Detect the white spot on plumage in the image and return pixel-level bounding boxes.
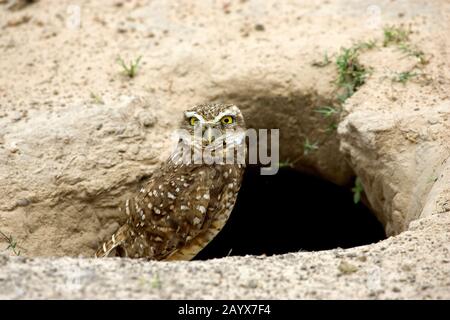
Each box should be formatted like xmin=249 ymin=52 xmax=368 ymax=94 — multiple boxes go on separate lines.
xmin=154 ymin=208 xmax=161 ymax=214
xmin=203 ymin=193 xmax=210 ymax=200
xmin=193 ymin=217 xmax=201 ymax=225
xmin=125 ymin=199 xmax=130 ymax=216
xmin=147 ymin=202 xmax=153 ymax=209
xmin=168 ymin=192 xmax=176 ymax=199
xmin=181 ymin=205 xmax=189 ymax=210
xmin=197 ymin=205 xmax=206 ymax=214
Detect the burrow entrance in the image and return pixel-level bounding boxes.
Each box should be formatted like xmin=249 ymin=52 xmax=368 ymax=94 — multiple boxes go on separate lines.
xmin=194 ymin=166 xmax=386 ymax=260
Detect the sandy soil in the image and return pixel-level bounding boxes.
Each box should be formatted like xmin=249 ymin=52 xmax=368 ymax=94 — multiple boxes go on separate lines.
xmin=0 ymin=0 xmax=449 ymax=299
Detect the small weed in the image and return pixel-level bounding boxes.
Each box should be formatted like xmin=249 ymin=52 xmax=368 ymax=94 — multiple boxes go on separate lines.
xmin=354 ymin=39 xmax=377 ymax=50
xmin=312 ymin=51 xmax=331 ymax=67
xmin=151 ymin=273 xmax=161 ymax=289
xmin=392 ymin=71 xmax=418 ymax=84
xmin=90 ymin=91 xmax=104 ymax=105
xmin=335 ymin=46 xmax=370 ymax=103
xmin=352 ymin=177 xmax=364 ymax=204
xmin=315 ymin=106 xmax=338 ymax=118
xmin=303 ymin=138 xmax=319 ymax=155
xmin=383 ymin=25 xmax=410 ymax=47
xmin=326 ymin=122 xmax=338 ymax=133
xmin=0 ymin=230 xmax=21 ymax=256
xmin=398 ymin=43 xmax=428 ymax=64
xmin=117 ymin=55 xmax=142 ymax=78
xmin=278 ymin=160 xmax=294 ymax=168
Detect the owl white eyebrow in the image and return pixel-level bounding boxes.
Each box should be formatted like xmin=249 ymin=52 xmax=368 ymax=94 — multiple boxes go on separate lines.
xmin=212 ymin=111 xmax=237 ymax=123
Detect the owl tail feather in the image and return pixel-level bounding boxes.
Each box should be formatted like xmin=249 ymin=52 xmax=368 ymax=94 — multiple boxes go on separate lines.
xmin=94 ymin=225 xmax=129 ymax=258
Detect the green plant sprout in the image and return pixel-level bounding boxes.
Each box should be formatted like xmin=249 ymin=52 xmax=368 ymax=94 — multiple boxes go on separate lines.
xmin=0 ymin=230 xmax=21 ymax=256
xmin=354 ymin=39 xmax=377 ymax=50
xmin=326 ymin=122 xmax=338 ymax=133
xmin=278 ymin=160 xmax=294 ymax=168
xmin=398 ymin=43 xmax=428 ymax=64
xmin=352 ymin=177 xmax=364 ymax=204
xmin=315 ymin=106 xmax=338 ymax=117
xmin=335 ymin=46 xmax=370 ymax=103
xmin=303 ymin=138 xmax=319 ymax=155
xmin=151 ymin=273 xmax=161 ymax=289
xmin=383 ymin=25 xmax=410 ymax=46
xmin=90 ymin=91 xmax=104 ymax=105
xmin=392 ymin=71 xmax=418 ymax=84
xmin=312 ymin=51 xmax=331 ymax=67
xmin=117 ymin=55 xmax=142 ymax=78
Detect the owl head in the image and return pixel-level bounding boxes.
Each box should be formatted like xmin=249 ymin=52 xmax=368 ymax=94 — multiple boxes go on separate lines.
xmin=179 ymin=103 xmax=246 ymax=148
xmin=171 ymin=103 xmax=247 ymax=165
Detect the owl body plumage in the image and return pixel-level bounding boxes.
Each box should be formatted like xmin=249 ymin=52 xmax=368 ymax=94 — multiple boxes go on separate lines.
xmin=95 ymin=103 xmax=246 ymax=260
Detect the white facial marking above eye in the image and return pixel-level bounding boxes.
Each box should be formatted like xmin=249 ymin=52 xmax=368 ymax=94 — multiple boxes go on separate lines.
xmin=185 ymin=109 xmax=238 ymax=125
xmin=213 ymin=110 xmax=237 ymax=123
xmin=185 ymin=111 xmax=206 ymax=124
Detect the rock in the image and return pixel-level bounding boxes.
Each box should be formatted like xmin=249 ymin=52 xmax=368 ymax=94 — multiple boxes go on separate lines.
xmin=254 ymin=24 xmax=265 ymax=31
xmin=16 ymin=198 xmax=30 ymax=207
xmin=338 ymin=260 xmax=359 ymax=275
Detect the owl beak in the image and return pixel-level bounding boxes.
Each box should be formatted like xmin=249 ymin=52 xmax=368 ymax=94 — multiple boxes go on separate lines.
xmin=203 ymin=126 xmax=215 ymax=145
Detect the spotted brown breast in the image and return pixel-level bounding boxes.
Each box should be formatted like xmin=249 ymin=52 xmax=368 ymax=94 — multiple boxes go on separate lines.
xmin=95 ymin=162 xmax=244 ymax=260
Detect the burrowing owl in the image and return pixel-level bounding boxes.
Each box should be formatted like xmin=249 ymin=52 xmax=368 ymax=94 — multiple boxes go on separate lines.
xmin=95 ymin=103 xmax=246 ymax=260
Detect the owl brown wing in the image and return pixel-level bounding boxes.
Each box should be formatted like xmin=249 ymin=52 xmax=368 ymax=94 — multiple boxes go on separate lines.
xmin=122 ymin=164 xmax=215 ymax=259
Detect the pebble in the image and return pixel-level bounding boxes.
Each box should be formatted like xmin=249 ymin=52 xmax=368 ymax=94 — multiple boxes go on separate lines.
xmin=255 ymin=24 xmax=265 ymax=31
xmin=338 ymin=260 xmax=359 ymax=274
xmin=16 ymin=198 xmax=31 ymax=207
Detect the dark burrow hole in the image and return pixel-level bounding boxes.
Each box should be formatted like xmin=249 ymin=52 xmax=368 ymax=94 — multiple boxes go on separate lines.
xmin=194 ymin=166 xmax=386 ymax=260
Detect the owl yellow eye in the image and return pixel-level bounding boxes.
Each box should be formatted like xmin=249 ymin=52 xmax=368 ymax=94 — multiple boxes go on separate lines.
xmin=221 ymin=116 xmax=234 ymax=125
xmin=189 ymin=117 xmax=199 ymax=126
